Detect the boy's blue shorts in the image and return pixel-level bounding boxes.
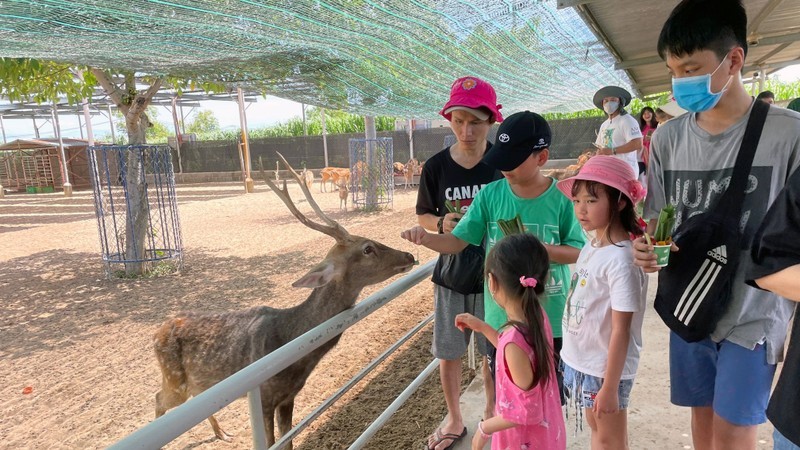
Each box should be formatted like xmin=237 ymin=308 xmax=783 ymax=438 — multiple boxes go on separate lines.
xmin=669 ymin=332 xmax=776 ymax=426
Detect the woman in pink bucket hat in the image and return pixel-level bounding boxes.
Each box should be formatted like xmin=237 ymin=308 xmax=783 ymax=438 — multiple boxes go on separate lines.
xmin=555 ymin=155 xmax=648 ymax=449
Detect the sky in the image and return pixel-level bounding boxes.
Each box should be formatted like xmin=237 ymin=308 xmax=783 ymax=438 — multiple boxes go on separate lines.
xmin=4 ymin=64 xmax=800 ymax=142
xmin=1 ymin=95 xmax=306 ymax=142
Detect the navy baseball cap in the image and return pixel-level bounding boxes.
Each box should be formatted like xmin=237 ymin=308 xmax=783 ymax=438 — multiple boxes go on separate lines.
xmin=482 ymin=111 xmax=551 ymax=171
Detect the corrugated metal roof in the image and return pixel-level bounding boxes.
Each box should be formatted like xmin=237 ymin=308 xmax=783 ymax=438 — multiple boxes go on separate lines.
xmin=566 ymin=0 xmax=800 ymax=97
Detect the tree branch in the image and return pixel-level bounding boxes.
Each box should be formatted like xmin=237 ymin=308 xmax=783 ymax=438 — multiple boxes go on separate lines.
xmin=90 ymin=68 xmax=128 ymax=114
xmin=128 ymin=78 xmax=163 ymax=119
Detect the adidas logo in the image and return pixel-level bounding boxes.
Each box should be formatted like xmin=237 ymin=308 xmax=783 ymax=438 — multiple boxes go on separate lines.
xmin=707 ymin=245 xmax=728 ymax=264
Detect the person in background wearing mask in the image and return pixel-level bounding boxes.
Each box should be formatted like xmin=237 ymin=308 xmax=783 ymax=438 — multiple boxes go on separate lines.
xmin=633 ymin=1 xmax=800 ymax=449
xmin=593 ymin=86 xmax=643 ymax=178
xmin=756 ymin=90 xmax=775 ymax=104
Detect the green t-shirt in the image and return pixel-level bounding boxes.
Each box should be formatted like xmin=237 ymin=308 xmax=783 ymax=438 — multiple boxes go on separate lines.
xmin=451 ymin=177 xmax=585 ymax=337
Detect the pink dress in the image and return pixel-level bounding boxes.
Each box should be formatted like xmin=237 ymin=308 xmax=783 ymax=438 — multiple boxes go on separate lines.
xmin=493 ymin=314 xmax=566 ymax=450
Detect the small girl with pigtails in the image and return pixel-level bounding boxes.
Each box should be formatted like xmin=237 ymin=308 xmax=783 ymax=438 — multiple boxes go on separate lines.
xmin=455 ymin=233 xmax=566 ymax=450
xmin=555 ymin=155 xmax=648 ymax=449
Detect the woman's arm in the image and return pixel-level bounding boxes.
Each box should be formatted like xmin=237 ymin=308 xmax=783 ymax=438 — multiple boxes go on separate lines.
xmin=594 ymin=310 xmax=633 ymax=415
xmin=596 ymin=138 xmax=643 ymax=156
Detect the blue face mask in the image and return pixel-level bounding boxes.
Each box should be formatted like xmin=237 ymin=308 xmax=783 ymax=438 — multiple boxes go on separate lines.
xmin=672 ymin=57 xmax=733 ymax=113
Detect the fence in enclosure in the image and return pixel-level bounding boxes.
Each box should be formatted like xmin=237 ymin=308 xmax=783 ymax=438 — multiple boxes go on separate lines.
xmin=174 ymin=117 xmax=605 ymax=174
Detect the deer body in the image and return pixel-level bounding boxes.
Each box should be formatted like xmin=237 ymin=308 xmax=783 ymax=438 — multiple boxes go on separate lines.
xmin=403 ymin=158 xmax=418 ymax=189
xmin=337 ymin=181 xmax=349 ymax=211
xmin=155 ymin=282 xmax=358 ymax=443
xmin=154 ymin=154 xmax=414 ymax=448
xmin=301 ymin=168 xmax=314 ymax=190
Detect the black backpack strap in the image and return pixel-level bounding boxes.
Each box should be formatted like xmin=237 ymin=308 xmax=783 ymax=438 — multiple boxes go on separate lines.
xmin=719 ymin=99 xmax=770 ymax=210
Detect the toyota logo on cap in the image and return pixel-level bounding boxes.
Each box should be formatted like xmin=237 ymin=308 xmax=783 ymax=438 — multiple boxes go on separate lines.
xmin=498 ymin=133 xmax=510 ymax=143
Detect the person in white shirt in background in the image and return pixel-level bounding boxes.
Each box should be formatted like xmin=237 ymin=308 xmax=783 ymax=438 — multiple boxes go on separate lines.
xmin=593 ymin=86 xmax=643 ymax=179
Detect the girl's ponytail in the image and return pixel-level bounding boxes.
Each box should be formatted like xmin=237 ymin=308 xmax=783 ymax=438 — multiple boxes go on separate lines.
xmin=517 ymin=285 xmax=552 ymax=387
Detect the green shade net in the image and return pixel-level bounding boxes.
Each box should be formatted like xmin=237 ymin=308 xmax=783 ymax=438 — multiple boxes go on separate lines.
xmin=0 ymin=0 xmax=634 ymax=117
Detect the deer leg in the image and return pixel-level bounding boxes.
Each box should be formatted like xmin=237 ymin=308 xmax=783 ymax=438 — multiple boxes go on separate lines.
xmin=208 ymin=414 xmax=233 ymax=442
xmin=263 ymin=404 xmax=276 ymax=447
xmin=275 ymin=399 xmax=294 ymax=450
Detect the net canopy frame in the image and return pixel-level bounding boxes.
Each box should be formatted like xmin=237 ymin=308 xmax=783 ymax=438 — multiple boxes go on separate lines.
xmin=0 ymin=0 xmax=635 ymax=117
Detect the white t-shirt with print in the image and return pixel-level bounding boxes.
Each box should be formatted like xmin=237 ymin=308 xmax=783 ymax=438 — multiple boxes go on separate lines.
xmin=595 ymin=113 xmax=642 ymax=177
xmin=560 ymin=240 xmax=648 ymax=379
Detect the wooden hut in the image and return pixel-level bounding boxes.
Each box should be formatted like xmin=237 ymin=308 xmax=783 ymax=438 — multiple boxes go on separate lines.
xmin=0 ymin=138 xmax=95 ymax=193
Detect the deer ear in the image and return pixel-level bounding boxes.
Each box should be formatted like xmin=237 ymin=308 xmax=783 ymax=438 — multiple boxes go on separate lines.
xmin=292 ymin=261 xmax=342 ymax=288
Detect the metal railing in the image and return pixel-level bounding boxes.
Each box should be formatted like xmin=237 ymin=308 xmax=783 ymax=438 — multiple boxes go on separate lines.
xmin=109 ymin=259 xmax=436 ymax=450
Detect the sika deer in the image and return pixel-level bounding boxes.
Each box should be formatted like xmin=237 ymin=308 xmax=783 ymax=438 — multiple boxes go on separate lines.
xmin=301 ymin=167 xmax=314 ymax=190
xmin=337 ymin=179 xmax=349 ymax=211
xmin=153 ymin=153 xmax=415 ymax=447
xmin=403 ymin=158 xmax=418 ymax=189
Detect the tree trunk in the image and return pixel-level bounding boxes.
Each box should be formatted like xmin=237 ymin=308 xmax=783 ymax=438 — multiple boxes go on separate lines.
xmin=89 ymin=69 xmax=163 ymax=277
xmin=123 ymin=112 xmax=152 ymax=276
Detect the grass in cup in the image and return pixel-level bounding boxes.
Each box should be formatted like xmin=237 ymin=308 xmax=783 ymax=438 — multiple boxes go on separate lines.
xmin=647 ymin=204 xmax=676 ymax=267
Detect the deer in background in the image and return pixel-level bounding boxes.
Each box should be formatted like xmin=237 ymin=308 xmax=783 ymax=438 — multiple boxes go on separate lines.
xmin=331 ymin=168 xmax=351 ymax=191
xmin=301 ymin=167 xmax=314 ymax=190
xmin=337 ymin=179 xmax=349 ymax=211
xmin=403 ymin=158 xmax=419 ymax=189
xmin=319 ymin=167 xmax=335 ymax=192
xmin=153 ymin=153 xmax=415 ymax=447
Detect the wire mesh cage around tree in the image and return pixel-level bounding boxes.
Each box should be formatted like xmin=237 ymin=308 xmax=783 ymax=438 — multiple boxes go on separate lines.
xmin=87 ymin=145 xmax=183 ymax=278
xmin=349 ymin=138 xmax=393 ymax=210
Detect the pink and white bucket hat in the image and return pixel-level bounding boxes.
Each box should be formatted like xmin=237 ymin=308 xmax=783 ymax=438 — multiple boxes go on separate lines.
xmin=556 ymin=155 xmax=646 ymax=203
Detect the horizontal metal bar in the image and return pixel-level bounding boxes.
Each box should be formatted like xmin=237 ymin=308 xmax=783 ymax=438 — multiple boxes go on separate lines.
xmin=108 ymin=258 xmax=436 ymax=450
xmin=347 ymin=358 xmax=440 ymax=450
xmin=272 ymin=313 xmax=434 ymax=449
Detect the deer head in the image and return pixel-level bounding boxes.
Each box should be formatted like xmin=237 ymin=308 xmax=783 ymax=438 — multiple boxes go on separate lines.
xmin=260 ymin=154 xmax=414 ymax=289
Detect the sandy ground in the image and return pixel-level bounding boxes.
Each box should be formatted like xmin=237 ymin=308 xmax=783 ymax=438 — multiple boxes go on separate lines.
xmin=0 ymin=179 xmax=777 ymax=449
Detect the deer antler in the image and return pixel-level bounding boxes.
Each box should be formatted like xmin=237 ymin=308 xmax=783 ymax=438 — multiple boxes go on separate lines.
xmin=259 ymin=155 xmax=350 ymax=243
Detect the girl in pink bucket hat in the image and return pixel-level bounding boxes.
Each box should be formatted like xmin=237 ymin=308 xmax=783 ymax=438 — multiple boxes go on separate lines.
xmin=555 ymin=155 xmax=648 ymax=449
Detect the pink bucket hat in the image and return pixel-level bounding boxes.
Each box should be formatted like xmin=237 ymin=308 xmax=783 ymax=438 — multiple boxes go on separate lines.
xmin=556 ymin=155 xmax=646 ymax=204
xmin=440 ymin=76 xmax=504 ymax=122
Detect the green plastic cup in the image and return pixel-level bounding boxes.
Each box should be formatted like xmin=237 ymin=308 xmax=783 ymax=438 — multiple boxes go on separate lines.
xmin=653 ymin=244 xmax=672 ymax=267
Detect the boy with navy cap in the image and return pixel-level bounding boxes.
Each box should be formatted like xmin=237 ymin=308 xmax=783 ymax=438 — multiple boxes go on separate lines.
xmin=402 ymin=112 xmax=585 ymax=438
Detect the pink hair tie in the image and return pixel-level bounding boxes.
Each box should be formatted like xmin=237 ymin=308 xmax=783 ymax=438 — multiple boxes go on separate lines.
xmin=519 ymin=276 xmax=538 ymax=288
